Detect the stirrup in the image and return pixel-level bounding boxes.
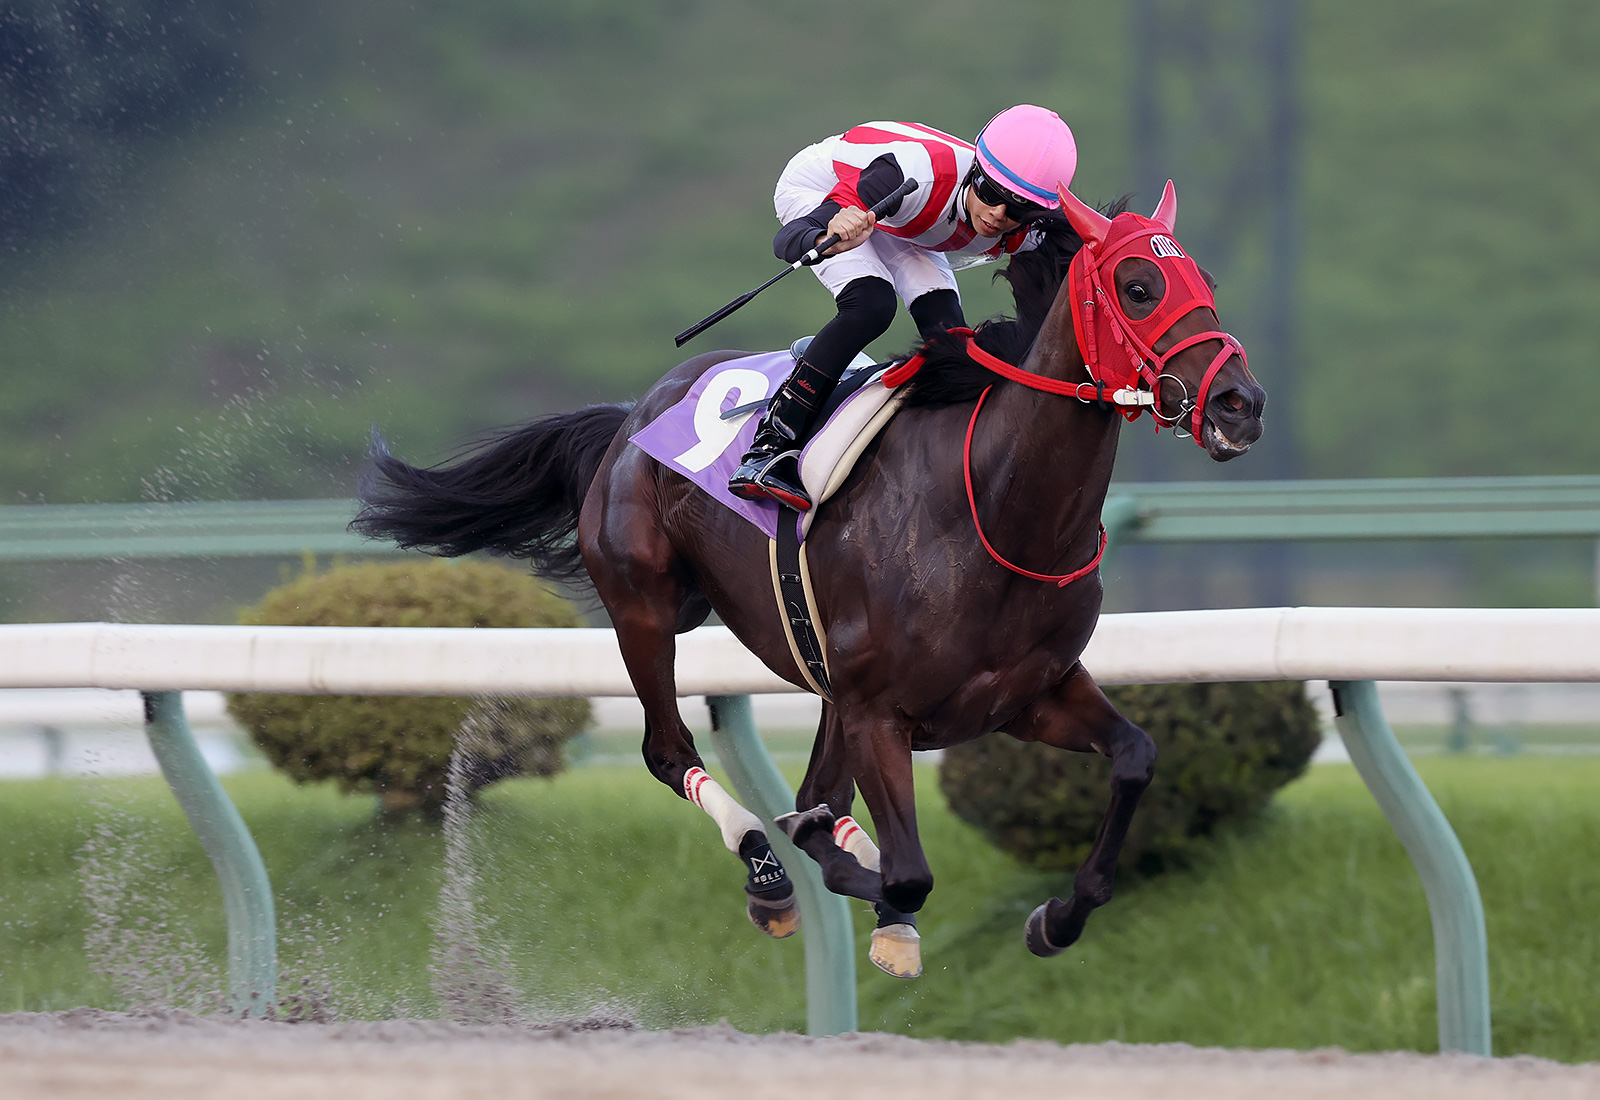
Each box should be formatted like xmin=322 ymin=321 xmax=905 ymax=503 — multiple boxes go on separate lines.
xmin=729 ymin=450 xmax=811 ymax=510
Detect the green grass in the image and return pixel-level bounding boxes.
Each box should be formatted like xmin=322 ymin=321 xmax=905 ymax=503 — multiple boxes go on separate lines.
xmin=1 ymin=758 xmax=1596 ymax=1062
xmin=883 ymin=758 xmax=1600 ymax=1061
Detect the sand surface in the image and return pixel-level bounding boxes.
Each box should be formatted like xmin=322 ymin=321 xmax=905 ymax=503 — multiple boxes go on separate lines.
xmin=1 ymin=1011 xmax=1597 ymax=1099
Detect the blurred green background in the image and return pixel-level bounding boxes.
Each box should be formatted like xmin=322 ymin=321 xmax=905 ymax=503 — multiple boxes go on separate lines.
xmin=2 ymin=0 xmax=1598 ymax=617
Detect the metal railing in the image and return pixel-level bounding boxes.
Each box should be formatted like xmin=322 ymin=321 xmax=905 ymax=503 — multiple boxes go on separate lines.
xmin=1103 ymin=474 xmax=1600 ymax=545
xmin=0 ymin=498 xmax=369 ymax=561
xmin=9 ymin=606 xmax=1600 ymax=1052
xmin=4 ymin=474 xmax=1600 ymax=564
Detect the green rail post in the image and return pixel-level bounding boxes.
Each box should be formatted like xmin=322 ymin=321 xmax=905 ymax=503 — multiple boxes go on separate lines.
xmin=1329 ymin=680 xmax=1491 ymax=1055
xmin=705 ymin=694 xmax=857 ymax=1036
xmin=141 ymin=691 xmax=277 ymax=1016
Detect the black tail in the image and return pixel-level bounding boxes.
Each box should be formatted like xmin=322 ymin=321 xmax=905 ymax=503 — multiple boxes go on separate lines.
xmin=352 ymin=403 xmax=633 ymax=582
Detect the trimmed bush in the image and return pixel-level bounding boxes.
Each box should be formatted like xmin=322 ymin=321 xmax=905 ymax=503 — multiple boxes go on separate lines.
xmin=227 ymin=558 xmax=591 ymax=817
xmin=938 ymin=681 xmax=1321 ymax=876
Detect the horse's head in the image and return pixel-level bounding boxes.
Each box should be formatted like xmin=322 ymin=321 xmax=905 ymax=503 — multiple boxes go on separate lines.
xmin=1056 ymin=182 xmax=1266 ymax=461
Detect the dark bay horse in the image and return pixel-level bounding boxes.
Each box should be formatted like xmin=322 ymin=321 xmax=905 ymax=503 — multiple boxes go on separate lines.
xmin=353 ymin=183 xmax=1266 ymax=975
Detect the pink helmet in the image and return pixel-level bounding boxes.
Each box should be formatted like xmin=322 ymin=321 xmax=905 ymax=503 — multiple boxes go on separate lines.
xmin=974 ymin=105 xmax=1078 ymax=213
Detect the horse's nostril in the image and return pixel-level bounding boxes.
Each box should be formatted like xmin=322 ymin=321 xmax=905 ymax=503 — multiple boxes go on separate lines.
xmin=1213 ymin=389 xmax=1250 ymax=417
xmin=1214 ymin=385 xmax=1267 ymax=420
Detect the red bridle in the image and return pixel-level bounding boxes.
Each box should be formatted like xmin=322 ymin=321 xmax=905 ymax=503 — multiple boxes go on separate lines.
xmin=1065 ymin=212 xmax=1247 ymax=446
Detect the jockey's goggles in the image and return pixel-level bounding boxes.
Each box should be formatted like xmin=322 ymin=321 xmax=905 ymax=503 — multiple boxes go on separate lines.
xmin=971 ymin=169 xmax=1049 ymax=224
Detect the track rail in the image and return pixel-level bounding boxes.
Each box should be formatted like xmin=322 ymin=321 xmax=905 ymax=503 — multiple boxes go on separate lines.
xmin=7 ymin=607 xmax=1589 ymax=1050
xmin=3 ymin=606 xmax=1599 ymax=693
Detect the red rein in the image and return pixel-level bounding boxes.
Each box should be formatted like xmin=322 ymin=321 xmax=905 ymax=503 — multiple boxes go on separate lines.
xmin=962 ymin=382 xmax=1108 ymax=588
xmin=886 ymin=331 xmax=1110 ymax=588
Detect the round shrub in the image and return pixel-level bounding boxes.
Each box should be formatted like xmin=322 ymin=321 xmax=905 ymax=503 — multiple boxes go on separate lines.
xmin=938 ymin=681 xmax=1321 ymax=876
xmin=227 ymin=558 xmax=592 ymax=817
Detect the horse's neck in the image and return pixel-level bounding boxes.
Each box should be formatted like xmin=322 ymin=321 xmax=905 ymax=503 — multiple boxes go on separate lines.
xmin=974 ymin=291 xmax=1121 ymax=544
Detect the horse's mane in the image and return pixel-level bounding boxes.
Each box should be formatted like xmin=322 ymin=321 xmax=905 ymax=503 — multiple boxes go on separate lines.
xmin=900 ymin=197 xmax=1130 ymax=409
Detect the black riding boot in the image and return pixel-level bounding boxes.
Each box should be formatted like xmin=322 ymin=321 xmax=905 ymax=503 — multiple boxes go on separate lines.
xmin=728 ymin=358 xmax=839 ymax=510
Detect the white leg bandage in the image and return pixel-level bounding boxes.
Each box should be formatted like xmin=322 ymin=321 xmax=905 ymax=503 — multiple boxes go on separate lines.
xmin=685 ymin=767 xmax=765 ymax=853
xmin=833 ymin=815 xmax=881 ymax=871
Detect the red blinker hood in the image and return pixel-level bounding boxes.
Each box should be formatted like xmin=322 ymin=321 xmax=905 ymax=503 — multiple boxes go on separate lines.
xmin=1057 ymin=181 xmax=1246 ymax=442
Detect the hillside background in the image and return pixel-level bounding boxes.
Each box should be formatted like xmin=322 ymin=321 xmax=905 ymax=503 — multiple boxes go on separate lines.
xmin=2 ymin=0 xmax=1598 ymax=614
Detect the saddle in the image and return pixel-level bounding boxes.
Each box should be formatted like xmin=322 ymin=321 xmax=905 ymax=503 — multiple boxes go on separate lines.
xmin=795 ymin=361 xmax=906 ymax=530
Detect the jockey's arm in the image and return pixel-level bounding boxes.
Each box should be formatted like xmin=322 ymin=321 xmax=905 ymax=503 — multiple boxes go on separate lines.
xmin=772 ymin=153 xmax=910 ymax=263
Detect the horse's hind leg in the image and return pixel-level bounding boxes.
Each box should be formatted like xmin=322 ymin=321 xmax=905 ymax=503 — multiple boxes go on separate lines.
xmin=580 ymin=486 xmax=798 ymax=938
xmin=1001 ymin=663 xmax=1156 ymax=956
xmin=781 ymin=705 xmax=884 ymax=902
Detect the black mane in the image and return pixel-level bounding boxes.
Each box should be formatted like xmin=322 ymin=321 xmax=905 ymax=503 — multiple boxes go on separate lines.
xmin=901 ymin=197 xmax=1130 ymax=408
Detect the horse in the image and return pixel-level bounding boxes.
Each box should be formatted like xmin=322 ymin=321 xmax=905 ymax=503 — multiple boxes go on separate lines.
xmin=352 ymin=181 xmax=1266 ymax=976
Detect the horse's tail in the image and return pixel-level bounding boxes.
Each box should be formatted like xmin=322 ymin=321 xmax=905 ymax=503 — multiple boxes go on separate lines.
xmin=351 ymin=402 xmax=633 ymax=583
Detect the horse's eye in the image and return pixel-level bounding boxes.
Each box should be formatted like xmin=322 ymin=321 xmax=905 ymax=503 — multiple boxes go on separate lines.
xmin=1126 ymin=283 xmax=1150 ymax=303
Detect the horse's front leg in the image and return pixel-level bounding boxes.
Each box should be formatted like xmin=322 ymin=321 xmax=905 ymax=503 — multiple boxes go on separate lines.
xmin=1001 ymin=662 xmax=1156 ymax=957
xmin=778 ymin=706 xmax=921 ymax=976
xmin=822 ymin=707 xmax=928 ymax=977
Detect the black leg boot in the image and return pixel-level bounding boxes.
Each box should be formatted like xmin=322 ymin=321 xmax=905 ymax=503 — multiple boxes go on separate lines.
xmin=728 ymin=358 xmax=840 ymax=510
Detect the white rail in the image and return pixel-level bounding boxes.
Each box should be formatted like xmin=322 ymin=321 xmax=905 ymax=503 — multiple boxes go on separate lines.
xmin=3 ymin=606 xmax=1600 ymax=693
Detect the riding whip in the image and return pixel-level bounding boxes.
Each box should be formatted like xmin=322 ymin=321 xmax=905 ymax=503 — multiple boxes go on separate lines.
xmin=674 ymin=177 xmax=919 ymax=347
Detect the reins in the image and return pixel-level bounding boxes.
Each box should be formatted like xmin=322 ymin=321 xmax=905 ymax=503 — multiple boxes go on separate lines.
xmin=885 ymin=328 xmax=1112 ymax=588
xmin=957 ymin=332 xmax=1157 ymax=409
xmin=962 ymin=382 xmax=1108 ymax=588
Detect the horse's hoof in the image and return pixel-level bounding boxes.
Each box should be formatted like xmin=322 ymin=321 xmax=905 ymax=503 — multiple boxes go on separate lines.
xmin=774 ymin=805 xmax=835 ymax=845
xmin=869 ymin=923 xmax=922 ymax=978
xmin=1025 ymin=901 xmax=1064 ymax=958
xmin=746 ymin=885 xmax=800 ymax=939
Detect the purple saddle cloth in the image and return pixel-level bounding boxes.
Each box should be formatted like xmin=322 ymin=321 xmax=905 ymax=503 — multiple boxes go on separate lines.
xmin=629 ymin=350 xmax=891 ymax=540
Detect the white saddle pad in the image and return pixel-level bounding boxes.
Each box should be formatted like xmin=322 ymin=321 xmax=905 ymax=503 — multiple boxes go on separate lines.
xmin=797 ymin=361 xmax=908 ymax=535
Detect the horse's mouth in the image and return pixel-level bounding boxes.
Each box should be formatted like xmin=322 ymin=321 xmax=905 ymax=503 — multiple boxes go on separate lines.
xmin=1200 ymin=416 xmax=1255 ymax=460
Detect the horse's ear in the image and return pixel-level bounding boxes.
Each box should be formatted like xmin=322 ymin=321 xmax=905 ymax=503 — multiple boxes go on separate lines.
xmin=1056 ymin=183 xmax=1110 ymax=247
xmin=1150 ymin=179 xmax=1177 ymax=231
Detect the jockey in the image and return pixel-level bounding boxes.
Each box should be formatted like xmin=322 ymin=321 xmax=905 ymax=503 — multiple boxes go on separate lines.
xmin=728 ymin=105 xmax=1079 ymax=510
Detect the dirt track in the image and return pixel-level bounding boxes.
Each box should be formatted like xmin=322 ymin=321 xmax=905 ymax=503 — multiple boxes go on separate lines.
xmin=2 ymin=1011 xmax=1597 ymax=1100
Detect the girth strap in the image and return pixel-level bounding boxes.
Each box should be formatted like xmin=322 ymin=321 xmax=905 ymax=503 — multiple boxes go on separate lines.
xmin=769 ymin=509 xmax=832 ymax=700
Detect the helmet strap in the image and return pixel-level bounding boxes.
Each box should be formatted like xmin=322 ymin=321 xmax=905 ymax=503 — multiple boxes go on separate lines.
xmin=955 ymin=163 xmax=978 ymax=230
